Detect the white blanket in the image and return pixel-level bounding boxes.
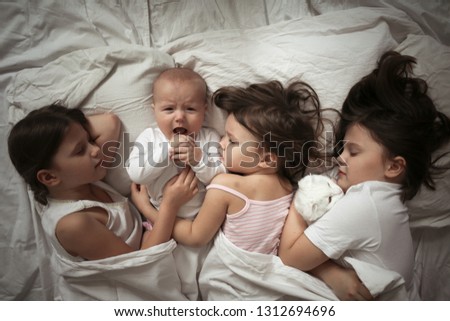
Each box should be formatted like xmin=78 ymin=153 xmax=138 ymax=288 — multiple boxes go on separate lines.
xmin=199 ymin=231 xmax=412 ymax=301
xmin=53 ymin=240 xmax=187 ymax=301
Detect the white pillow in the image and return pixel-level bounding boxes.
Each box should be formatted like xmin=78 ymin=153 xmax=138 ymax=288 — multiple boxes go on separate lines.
xmin=163 ymin=11 xmax=450 ymax=228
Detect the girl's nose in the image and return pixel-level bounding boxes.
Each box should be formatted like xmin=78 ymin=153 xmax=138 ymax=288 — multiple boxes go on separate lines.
xmin=219 ymin=136 xmax=227 ymax=150
xmin=336 ymin=152 xmax=346 ymax=167
xmin=90 ymin=143 xmax=101 ymax=158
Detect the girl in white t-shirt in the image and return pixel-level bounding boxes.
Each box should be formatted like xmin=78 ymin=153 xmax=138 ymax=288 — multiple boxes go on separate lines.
xmin=279 ymin=51 xmax=450 ymax=299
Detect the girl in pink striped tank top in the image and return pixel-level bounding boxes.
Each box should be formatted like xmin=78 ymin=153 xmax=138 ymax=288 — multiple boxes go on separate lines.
xmin=172 ymin=80 xmax=325 ymax=255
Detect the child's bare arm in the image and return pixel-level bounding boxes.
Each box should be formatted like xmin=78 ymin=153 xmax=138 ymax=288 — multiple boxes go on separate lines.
xmin=279 ymin=202 xmax=372 ymax=300
xmin=172 ymin=188 xmax=228 ymax=247
xmin=56 ymin=169 xmax=198 ymax=259
xmin=130 ymin=183 xmax=158 ymax=223
xmin=278 ymin=202 xmax=329 ymax=270
xmin=310 ymin=261 xmax=373 ymax=300
xmin=140 ymin=168 xmax=199 ymax=248
xmin=56 ymin=209 xmax=136 ymax=260
xmin=86 ymin=113 xmax=121 ymax=165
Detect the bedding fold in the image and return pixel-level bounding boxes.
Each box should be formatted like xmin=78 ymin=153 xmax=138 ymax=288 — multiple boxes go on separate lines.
xmin=199 ymin=231 xmax=411 ymax=300
xmin=53 ymin=240 xmax=187 ymax=300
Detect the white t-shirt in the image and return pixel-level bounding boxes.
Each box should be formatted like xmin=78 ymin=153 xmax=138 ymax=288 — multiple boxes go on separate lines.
xmin=304 ymin=181 xmax=414 ymax=288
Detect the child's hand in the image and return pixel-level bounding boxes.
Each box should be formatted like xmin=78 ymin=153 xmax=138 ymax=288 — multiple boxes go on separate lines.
xmin=162 ymin=168 xmax=199 ymax=208
xmin=130 ymin=183 xmax=157 ymax=223
xmin=170 ymin=134 xmax=202 ymax=167
xmin=326 ymin=267 xmax=373 ymax=301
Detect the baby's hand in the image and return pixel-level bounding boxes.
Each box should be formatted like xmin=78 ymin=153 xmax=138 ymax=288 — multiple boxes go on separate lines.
xmin=162 ymin=168 xmax=199 ymax=208
xmin=170 ymin=134 xmax=202 ymax=167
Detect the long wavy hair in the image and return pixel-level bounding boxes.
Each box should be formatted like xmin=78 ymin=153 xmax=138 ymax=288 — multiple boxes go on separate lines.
xmin=213 ymin=80 xmax=327 ymax=187
xmin=334 ymin=51 xmax=450 ymax=201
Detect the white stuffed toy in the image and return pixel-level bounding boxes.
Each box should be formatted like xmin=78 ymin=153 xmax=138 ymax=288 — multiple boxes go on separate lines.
xmin=294 ymin=174 xmax=344 ymax=225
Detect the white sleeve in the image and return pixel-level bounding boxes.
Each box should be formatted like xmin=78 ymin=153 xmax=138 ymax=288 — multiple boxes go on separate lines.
xmin=191 ymin=128 xmax=226 ymax=184
xmin=304 ymin=186 xmax=380 ymax=259
xmin=126 ymin=128 xmax=169 ymax=185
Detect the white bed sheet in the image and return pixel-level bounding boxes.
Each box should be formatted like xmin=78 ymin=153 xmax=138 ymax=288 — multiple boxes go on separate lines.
xmin=1 ymin=0 xmax=449 ymax=301
xmin=0 ymin=0 xmax=151 ymax=300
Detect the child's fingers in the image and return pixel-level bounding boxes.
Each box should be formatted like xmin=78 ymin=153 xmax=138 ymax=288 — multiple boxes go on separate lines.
xmin=179 ymin=168 xmax=198 ymax=187
xmin=131 ymin=182 xmax=140 ymax=193
xmin=190 ymin=177 xmax=199 ymax=190
xmin=176 ymin=167 xmax=191 ymax=182
xmin=139 ymin=184 xmax=148 ymax=194
xmin=171 ymin=135 xmax=191 ymax=147
xmin=185 ymin=168 xmax=197 ymax=184
xmin=185 ymin=170 xmax=199 ymax=194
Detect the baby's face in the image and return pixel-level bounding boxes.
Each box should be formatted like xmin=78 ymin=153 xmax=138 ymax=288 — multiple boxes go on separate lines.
xmin=152 ymin=78 xmax=207 ymax=140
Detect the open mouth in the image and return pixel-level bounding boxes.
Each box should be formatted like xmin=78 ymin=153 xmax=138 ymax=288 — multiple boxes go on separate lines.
xmin=173 ymin=127 xmax=188 ymax=135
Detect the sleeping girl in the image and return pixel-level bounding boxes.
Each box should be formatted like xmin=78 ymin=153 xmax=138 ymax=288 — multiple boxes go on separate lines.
xmin=7 ymin=104 xmax=198 ymax=300
xmin=279 ymin=51 xmax=450 ymax=299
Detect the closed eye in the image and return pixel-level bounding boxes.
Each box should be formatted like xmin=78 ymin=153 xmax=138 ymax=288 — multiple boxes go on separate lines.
xmin=74 ymin=143 xmax=87 ymax=155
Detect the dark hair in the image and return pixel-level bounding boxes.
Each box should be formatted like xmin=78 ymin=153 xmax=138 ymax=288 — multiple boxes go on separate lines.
xmin=213 ymin=80 xmax=325 ymax=187
xmin=8 ymin=104 xmax=89 ymax=205
xmin=335 ymin=51 xmax=450 ymax=201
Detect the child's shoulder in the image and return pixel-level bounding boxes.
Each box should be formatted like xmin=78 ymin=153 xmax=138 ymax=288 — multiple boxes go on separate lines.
xmin=56 ymin=207 xmax=108 ymax=239
xmin=209 ymin=173 xmax=283 ymax=200
xmin=210 ymin=172 xmax=244 ymax=188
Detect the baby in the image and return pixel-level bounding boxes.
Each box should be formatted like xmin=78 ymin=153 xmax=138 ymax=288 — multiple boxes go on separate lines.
xmin=126 ymin=67 xmax=225 ymax=300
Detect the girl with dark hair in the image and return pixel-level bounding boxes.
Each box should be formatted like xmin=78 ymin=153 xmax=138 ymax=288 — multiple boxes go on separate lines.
xmin=8 ymin=104 xmax=198 ymax=261
xmin=279 ymin=51 xmax=450 ymax=299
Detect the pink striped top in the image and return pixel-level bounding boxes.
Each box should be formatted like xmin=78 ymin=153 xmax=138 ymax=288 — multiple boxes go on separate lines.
xmin=207 ymin=184 xmax=292 ymax=255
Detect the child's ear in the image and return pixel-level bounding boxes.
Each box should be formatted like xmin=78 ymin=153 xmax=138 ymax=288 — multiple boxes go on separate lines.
xmin=385 ymin=156 xmax=406 ymax=179
xmin=36 ymin=169 xmax=60 ymax=187
xmin=259 ymin=152 xmax=277 ymax=169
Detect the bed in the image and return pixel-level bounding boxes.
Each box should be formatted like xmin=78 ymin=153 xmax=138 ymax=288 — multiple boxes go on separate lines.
xmin=1 ymin=0 xmax=449 ymax=300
